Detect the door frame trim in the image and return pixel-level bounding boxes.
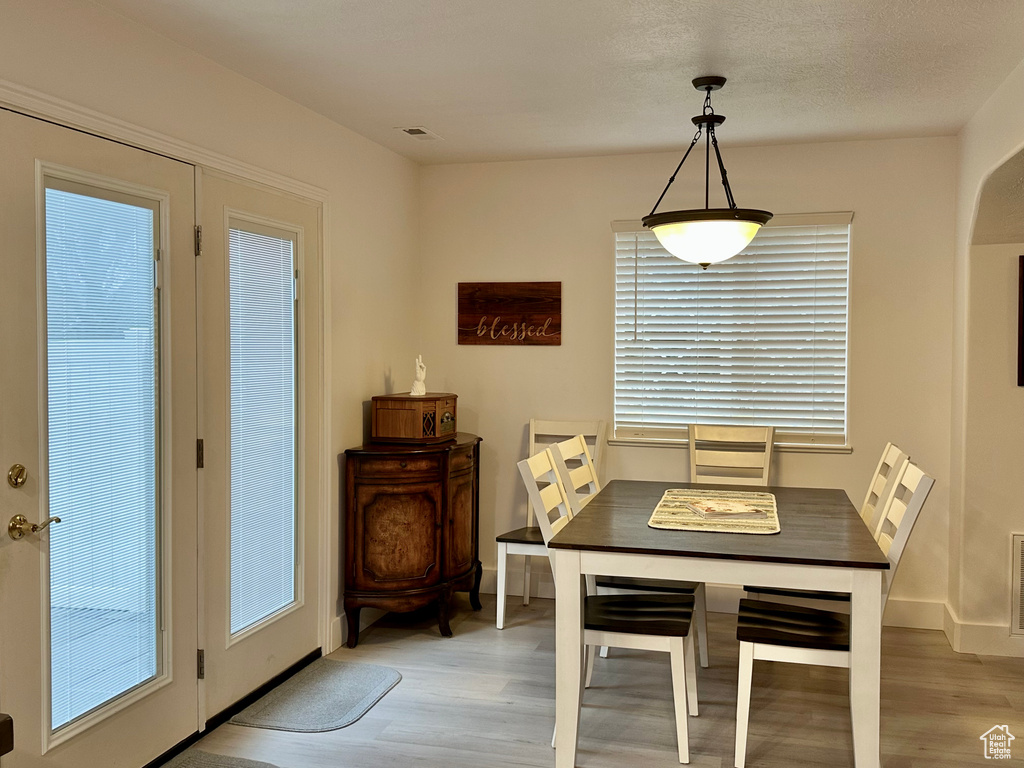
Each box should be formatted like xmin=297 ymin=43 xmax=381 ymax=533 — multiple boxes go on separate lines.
xmin=0 ymin=78 xmax=338 ymax=659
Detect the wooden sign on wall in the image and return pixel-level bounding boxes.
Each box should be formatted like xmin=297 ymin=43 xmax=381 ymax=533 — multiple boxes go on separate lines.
xmin=457 ymin=282 xmax=561 ymax=345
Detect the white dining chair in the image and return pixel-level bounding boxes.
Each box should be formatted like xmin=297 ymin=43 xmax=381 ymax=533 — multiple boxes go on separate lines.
xmin=550 ymin=434 xmax=710 ymax=668
xmin=518 ymin=449 xmax=699 ymax=764
xmin=496 ymin=419 xmax=605 ymax=629
xmin=688 ymin=424 xmax=775 ymax=486
xmin=859 ymin=442 xmax=911 ymax=533
xmin=732 ymin=460 xmax=934 ymax=768
xmin=744 ymin=441 xmax=909 ymax=610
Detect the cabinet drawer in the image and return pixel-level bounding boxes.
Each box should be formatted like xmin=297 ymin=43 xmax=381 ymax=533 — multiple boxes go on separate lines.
xmin=449 ymin=445 xmax=475 ymax=473
xmin=355 ymin=455 xmax=442 ymax=477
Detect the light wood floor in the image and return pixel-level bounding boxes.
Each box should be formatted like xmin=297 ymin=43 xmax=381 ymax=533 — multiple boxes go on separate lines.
xmin=191 ymin=596 xmax=1023 ymax=767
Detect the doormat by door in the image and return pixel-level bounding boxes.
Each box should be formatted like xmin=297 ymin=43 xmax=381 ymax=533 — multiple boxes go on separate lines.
xmin=230 ymin=658 xmax=401 ymax=732
xmin=161 ymin=750 xmax=279 ymax=768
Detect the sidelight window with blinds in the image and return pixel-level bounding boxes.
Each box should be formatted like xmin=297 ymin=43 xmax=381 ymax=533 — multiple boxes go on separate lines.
xmin=613 ymin=212 xmax=851 ymax=447
xmin=228 ymin=221 xmax=299 ymax=636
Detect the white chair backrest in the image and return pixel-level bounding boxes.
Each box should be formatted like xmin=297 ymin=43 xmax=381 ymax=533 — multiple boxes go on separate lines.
xmin=530 ymin=419 xmax=606 ymax=470
xmin=550 ymin=434 xmax=602 ymax=515
xmin=860 ymin=442 xmax=909 ymax=535
xmin=526 ymin=419 xmax=606 ymax=525
xmin=517 ymin=449 xmax=574 ymax=548
xmin=688 ymin=424 xmax=775 ymax=486
xmin=874 ymin=460 xmax=934 ymax=608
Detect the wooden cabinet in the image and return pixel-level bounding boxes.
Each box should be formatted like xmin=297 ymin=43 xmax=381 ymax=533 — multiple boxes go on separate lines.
xmin=341 ymin=433 xmax=482 ymax=647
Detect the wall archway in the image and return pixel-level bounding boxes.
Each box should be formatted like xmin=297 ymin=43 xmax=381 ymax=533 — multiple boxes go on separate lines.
xmin=960 ymin=144 xmax=1024 ymax=648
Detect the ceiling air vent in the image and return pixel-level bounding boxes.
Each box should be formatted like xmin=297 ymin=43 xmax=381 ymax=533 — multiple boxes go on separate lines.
xmin=1013 ymin=534 xmax=1024 ymax=636
xmin=396 ymin=126 xmax=442 ymax=141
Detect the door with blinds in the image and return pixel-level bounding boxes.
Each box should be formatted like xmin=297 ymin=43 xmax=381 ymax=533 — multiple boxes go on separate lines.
xmin=0 ymin=109 xmax=199 ymax=767
xmin=197 ymin=169 xmax=322 ymax=719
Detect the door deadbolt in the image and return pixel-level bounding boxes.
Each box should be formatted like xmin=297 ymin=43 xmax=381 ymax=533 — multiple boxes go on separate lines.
xmin=7 ymin=464 xmax=27 ymax=488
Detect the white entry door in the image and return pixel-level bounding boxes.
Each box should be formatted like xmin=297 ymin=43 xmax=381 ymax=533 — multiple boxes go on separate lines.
xmin=197 ymin=169 xmax=322 ymax=720
xmin=0 ymin=109 xmax=199 ymax=766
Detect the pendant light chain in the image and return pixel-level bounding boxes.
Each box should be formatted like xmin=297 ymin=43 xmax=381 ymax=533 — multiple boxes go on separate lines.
xmin=647 ymin=124 xmax=704 ymax=217
xmin=647 ymin=84 xmax=730 ymax=217
xmin=708 ymin=125 xmax=738 ymax=209
xmin=704 ymin=87 xmax=713 ymax=209
xmin=641 ymin=75 xmax=773 ymax=267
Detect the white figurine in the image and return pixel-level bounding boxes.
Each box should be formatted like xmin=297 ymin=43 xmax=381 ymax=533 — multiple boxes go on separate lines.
xmin=409 ymin=355 xmax=427 ymax=396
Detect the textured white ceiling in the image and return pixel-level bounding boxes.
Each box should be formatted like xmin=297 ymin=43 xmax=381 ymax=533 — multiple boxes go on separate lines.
xmin=91 ymin=0 xmax=1024 ymax=165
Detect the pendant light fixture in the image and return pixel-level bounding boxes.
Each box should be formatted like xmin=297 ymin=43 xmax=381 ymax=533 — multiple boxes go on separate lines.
xmin=642 ymin=76 xmax=772 ymax=269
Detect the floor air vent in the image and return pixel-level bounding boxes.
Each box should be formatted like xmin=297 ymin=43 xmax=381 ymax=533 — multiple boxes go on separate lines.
xmin=1013 ymin=534 xmax=1024 ymax=636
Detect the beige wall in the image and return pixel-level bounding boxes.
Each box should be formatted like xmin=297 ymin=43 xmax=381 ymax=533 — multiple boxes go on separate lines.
xmin=5 ymin=0 xmax=1020 ymax=650
xmin=419 ymin=136 xmax=957 ymax=618
xmin=965 ymin=244 xmax=1024 ymax=623
xmin=953 ymin=55 xmax=1024 ymax=653
xmin=0 ymin=0 xmax=421 ymax=647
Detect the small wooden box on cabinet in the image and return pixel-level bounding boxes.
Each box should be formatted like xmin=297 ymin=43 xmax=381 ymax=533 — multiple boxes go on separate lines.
xmin=371 ymin=393 xmax=457 ymax=444
xmin=341 ymin=433 xmax=482 ymax=647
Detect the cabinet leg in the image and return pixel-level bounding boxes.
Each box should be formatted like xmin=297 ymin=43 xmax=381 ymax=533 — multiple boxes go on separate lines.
xmin=470 ymin=561 xmax=483 ymax=611
xmin=345 ymin=606 xmax=362 ymax=648
xmin=438 ymin=589 xmax=453 ymax=637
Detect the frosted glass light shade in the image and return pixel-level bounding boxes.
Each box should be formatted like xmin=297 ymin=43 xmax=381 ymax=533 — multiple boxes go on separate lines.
xmin=651 ymin=219 xmax=760 ymax=264
xmin=643 ymin=208 xmax=773 ymax=267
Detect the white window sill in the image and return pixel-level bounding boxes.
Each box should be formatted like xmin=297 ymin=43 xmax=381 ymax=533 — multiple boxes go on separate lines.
xmin=608 ymin=437 xmax=853 ymax=454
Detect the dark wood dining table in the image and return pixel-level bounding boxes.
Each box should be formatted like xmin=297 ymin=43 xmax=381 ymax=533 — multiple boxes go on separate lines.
xmin=547 ymin=479 xmax=890 ymax=768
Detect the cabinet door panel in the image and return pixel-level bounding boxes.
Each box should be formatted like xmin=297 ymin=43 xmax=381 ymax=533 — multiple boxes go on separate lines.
xmin=445 ymin=471 xmax=477 ymax=577
xmin=353 ymin=483 xmax=443 ymax=590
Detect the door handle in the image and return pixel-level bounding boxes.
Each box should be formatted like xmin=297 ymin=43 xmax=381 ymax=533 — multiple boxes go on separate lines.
xmin=8 ymin=514 xmax=61 ymax=540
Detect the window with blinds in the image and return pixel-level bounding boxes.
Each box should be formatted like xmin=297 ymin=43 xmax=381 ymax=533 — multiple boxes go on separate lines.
xmin=228 ymin=222 xmax=298 ymax=635
xmin=45 ymin=179 xmax=161 ymax=730
xmin=613 ymin=212 xmax=851 ymax=447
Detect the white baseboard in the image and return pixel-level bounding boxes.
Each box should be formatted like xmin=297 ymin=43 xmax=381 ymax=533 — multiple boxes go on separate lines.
xmin=488 ymin=561 xmax=556 ymax=600
xmin=337 ymin=607 xmax=387 ymax=648
xmin=327 ymin=617 xmax=343 ymax=653
xmin=883 ymin=598 xmax=946 ymax=630
xmin=704 ymin=586 xmax=945 ymax=629
xmin=943 ymin=604 xmax=1024 ymax=656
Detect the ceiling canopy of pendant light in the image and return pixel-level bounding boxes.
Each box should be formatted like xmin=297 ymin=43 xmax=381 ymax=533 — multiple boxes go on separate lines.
xmin=641 ymin=76 xmax=772 ymax=269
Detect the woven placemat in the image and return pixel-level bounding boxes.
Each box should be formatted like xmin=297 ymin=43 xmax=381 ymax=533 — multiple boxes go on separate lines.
xmin=648 ymin=488 xmax=780 ymax=534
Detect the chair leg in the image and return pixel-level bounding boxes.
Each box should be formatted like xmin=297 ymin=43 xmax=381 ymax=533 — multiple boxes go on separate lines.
xmin=734 ymin=641 xmax=754 ymax=768
xmin=694 ymin=583 xmax=709 ymax=668
xmin=496 ymin=542 xmax=508 ymax=629
xmin=585 ymin=575 xmax=610 ymax=658
xmin=684 ymin=631 xmax=698 ymax=716
xmin=668 ymin=636 xmax=690 ymax=764
xmin=584 ymin=644 xmax=595 ymax=688
xmin=523 ymin=554 xmax=532 ymax=606
xmin=551 ymin=721 xmax=556 ymax=749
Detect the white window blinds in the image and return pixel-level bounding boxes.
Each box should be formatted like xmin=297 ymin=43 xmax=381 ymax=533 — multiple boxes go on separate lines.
xmin=45 ymin=181 xmax=161 ymax=729
xmin=613 ymin=213 xmax=851 ymax=446
xmin=229 ymin=223 xmax=298 ymax=635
